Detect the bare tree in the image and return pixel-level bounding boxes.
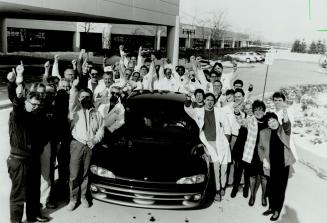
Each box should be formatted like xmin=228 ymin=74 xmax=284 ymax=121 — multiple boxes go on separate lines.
xmin=206 ymin=10 xmax=229 ymax=47
xmin=186 ymin=10 xmax=229 ymax=59
xmin=189 ymin=9 xmax=229 ymax=49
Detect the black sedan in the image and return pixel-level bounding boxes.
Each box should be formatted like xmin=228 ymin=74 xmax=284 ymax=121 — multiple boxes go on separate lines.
xmin=89 ymin=91 xmax=215 ymax=209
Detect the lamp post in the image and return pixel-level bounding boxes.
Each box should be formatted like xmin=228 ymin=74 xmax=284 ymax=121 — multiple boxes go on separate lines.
xmin=208 ymin=25 xmax=216 ymax=60
xmin=182 ymin=24 xmax=196 ymax=48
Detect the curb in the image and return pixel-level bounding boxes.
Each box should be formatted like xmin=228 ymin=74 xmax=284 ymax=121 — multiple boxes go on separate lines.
xmin=0 ymin=100 xmax=12 ymax=110
xmin=294 ymin=139 xmax=327 ymax=180
xmin=0 ymin=103 xmax=12 ymax=110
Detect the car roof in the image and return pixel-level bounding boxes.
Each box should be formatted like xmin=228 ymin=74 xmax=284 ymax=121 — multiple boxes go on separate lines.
xmin=125 ymin=91 xmax=188 ymax=116
xmin=127 ymin=90 xmax=186 ymax=103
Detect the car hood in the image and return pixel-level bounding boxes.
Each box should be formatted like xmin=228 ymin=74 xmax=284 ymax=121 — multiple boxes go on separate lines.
xmin=92 ymin=137 xmax=208 ymax=182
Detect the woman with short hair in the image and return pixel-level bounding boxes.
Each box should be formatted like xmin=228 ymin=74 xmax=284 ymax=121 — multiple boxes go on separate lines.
xmin=234 ymin=100 xmax=268 ymax=207
xmin=258 ymin=112 xmax=296 ymax=221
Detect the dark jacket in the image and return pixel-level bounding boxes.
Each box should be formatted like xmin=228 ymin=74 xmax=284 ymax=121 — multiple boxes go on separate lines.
xmin=54 ymin=89 xmax=71 ymax=141
xmin=8 ymin=82 xmax=48 ymax=158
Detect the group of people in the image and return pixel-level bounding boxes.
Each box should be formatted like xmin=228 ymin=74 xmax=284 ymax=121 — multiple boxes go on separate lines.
xmin=185 ymin=88 xmax=297 ymax=220
xmin=6 ymin=45 xmax=296 ymax=223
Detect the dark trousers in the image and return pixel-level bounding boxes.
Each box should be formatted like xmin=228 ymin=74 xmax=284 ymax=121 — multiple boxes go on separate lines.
xmin=69 ymin=140 xmax=92 ymax=202
xmin=232 ymin=160 xmax=250 ymax=192
xmin=7 ymin=156 xmax=41 ymax=223
xmin=7 ymin=156 xmax=27 ymax=223
xmin=227 ymin=135 xmax=238 ymax=185
xmin=268 ymin=166 xmax=290 ymax=213
xmin=57 ymin=138 xmax=71 ymax=183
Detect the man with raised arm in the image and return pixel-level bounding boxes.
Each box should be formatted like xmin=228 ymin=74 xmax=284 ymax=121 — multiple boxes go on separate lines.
xmin=67 ymin=78 xmax=104 ymax=211
xmin=7 ymin=62 xmax=50 ymax=223
xmin=155 ymin=58 xmax=181 ymax=92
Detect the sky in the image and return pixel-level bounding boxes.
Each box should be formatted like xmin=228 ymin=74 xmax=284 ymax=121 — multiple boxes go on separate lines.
xmin=180 ymin=0 xmax=327 ymax=43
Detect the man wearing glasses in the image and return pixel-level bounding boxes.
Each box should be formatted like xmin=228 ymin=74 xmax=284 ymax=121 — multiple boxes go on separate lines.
xmin=7 ymin=65 xmax=50 ymax=223
xmin=88 ymin=68 xmax=100 ymax=93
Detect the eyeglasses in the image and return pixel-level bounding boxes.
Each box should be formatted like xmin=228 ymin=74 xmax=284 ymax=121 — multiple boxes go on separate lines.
xmin=90 ymin=73 xmax=98 ymax=77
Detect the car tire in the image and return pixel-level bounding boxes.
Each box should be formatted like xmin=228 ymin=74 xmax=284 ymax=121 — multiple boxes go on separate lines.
xmin=198 ymin=163 xmax=216 ymax=209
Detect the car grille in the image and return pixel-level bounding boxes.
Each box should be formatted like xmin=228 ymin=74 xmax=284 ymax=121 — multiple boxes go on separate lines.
xmin=90 ymin=178 xmax=205 ymax=209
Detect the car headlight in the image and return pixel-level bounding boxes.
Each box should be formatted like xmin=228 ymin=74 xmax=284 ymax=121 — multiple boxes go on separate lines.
xmin=176 ymin=174 xmax=205 ymax=184
xmin=90 ymin=165 xmax=116 ymax=179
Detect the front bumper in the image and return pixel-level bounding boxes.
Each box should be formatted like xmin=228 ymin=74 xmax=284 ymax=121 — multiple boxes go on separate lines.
xmin=90 ymin=176 xmax=207 ymax=209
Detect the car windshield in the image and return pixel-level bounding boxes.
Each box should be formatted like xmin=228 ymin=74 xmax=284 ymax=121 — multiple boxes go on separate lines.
xmin=136 ymin=111 xmax=188 ymax=129
xmin=125 ymin=97 xmax=199 ymax=139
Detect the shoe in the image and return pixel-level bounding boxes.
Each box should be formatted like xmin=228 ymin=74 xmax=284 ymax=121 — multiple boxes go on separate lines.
xmin=35 ymin=215 xmax=50 ymax=222
xmin=262 ymin=209 xmax=274 ymax=216
xmin=230 ymin=188 xmax=238 ymax=198
xmin=262 ymin=196 xmax=267 ymax=207
xmin=214 ymin=192 xmax=222 ymax=202
xmin=27 ymin=215 xmax=50 ymax=222
xmin=46 ymin=202 xmax=57 ymax=209
xmin=248 ymin=196 xmax=255 ymax=206
xmin=66 ymin=201 xmax=77 ymax=211
xmin=81 ymin=198 xmax=90 ymax=208
xmin=243 ymin=187 xmax=249 ymax=198
xmin=270 ymin=211 xmax=280 ymax=221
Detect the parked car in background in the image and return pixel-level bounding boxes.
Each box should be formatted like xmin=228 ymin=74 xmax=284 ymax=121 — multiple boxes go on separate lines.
xmin=90 ymin=91 xmax=216 ymax=210
xmin=253 ymin=51 xmax=265 ymax=62
xmin=224 ymin=51 xmax=264 ymax=63
xmin=198 ymin=59 xmax=211 ymax=69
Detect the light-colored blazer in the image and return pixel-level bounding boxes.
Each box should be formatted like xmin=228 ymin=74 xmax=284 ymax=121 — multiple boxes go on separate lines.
xmin=184 ymin=104 xmax=231 ymax=164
